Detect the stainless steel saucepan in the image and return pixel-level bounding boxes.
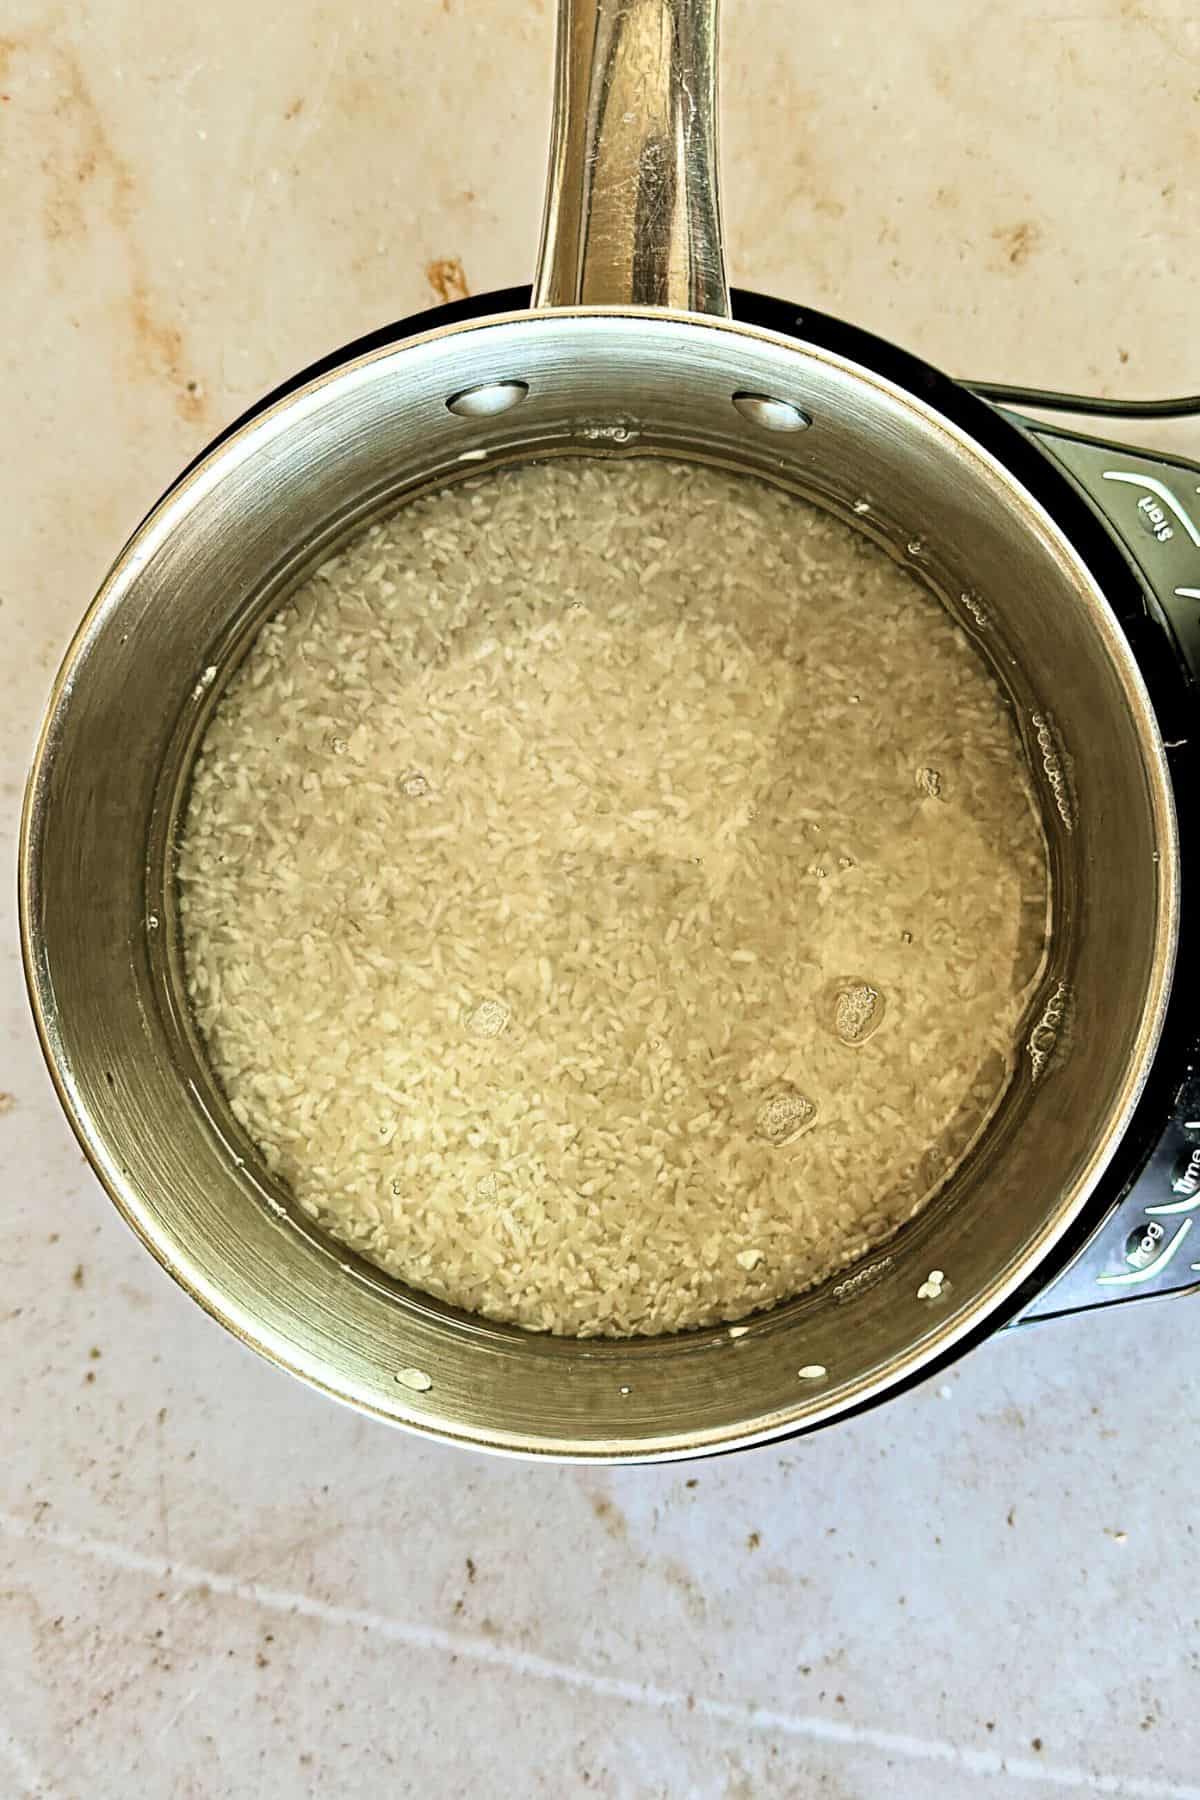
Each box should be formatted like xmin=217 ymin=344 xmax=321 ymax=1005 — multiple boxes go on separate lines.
xmin=20 ymin=0 xmax=1179 ymax=1459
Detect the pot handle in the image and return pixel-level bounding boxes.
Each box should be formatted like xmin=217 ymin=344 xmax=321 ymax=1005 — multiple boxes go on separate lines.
xmin=531 ymin=0 xmax=730 ymax=315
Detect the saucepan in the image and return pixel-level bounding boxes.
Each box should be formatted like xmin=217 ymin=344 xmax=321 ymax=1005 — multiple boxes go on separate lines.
xmin=20 ymin=0 xmax=1180 ymax=1459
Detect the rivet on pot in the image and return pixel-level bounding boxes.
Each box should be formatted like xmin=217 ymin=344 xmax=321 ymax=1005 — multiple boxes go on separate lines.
xmin=446 ymin=380 xmax=530 ymax=418
xmin=731 ymin=392 xmax=812 ymax=433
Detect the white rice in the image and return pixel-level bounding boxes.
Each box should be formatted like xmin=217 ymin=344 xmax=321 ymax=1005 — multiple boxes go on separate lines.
xmin=177 ymin=456 xmax=1047 ymax=1338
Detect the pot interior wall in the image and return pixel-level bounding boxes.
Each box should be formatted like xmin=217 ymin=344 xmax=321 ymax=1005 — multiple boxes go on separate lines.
xmin=24 ymin=310 xmax=1177 ymax=1456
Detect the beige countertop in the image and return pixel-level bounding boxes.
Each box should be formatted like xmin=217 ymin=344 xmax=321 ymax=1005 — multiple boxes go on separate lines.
xmin=2 ymin=3 xmax=1199 ymax=1796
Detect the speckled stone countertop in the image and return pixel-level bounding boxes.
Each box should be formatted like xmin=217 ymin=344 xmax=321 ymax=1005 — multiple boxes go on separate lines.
xmin=2 ymin=4 xmax=1199 ymax=1796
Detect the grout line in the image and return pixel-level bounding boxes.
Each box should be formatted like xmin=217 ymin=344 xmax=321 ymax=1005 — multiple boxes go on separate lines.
xmin=0 ymin=1717 xmax=48 ymax=1798
xmin=3 ymin=1507 xmax=1197 ymax=1799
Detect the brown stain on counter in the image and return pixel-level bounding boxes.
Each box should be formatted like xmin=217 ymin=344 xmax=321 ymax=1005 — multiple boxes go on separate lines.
xmin=426 ymin=256 xmax=470 ymax=305
xmin=582 ymin=1486 xmax=708 ymax=1623
xmin=991 ymin=220 xmax=1043 ymax=269
xmin=589 ymin=1491 xmax=627 ymax=1540
xmin=0 ymin=31 xmax=208 ymax=426
xmin=130 ymin=282 xmax=206 ymax=425
xmin=660 ymin=1556 xmax=707 ymax=1622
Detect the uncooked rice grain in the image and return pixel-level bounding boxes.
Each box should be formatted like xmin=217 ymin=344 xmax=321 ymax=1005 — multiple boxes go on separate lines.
xmin=177 ymin=456 xmax=1048 ymax=1338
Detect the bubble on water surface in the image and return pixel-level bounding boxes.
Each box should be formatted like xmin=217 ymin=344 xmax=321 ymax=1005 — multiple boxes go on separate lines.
xmin=827 ymin=980 xmax=886 ymax=1046
xmin=755 ymin=1084 xmax=817 ymax=1146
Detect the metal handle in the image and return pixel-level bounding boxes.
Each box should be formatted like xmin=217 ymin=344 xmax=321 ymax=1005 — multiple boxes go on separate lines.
xmin=532 ymin=0 xmax=729 ymax=315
